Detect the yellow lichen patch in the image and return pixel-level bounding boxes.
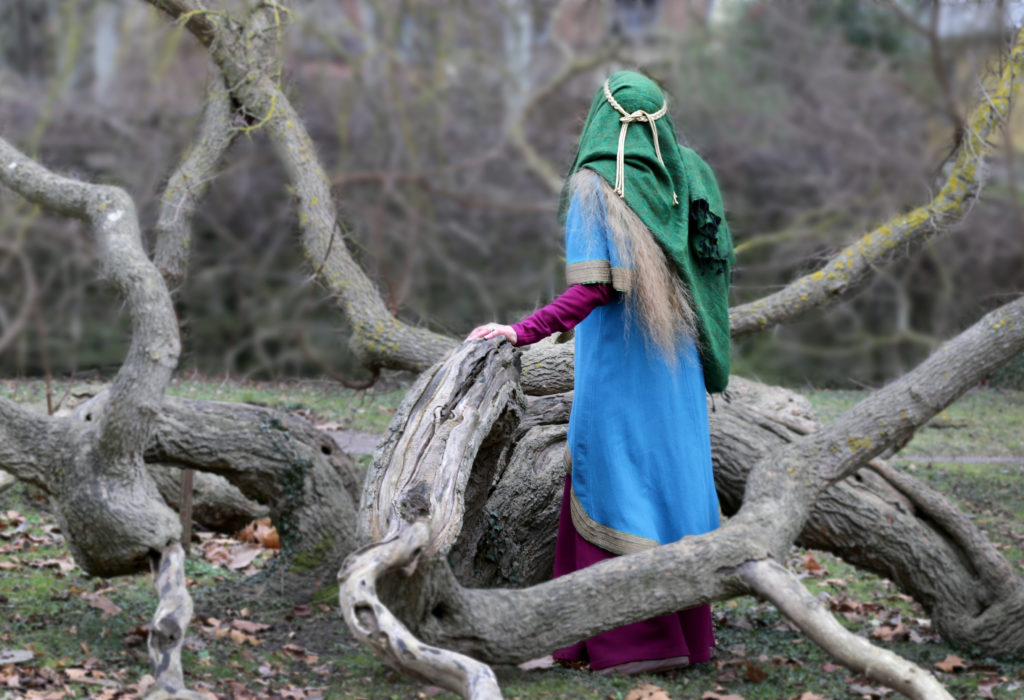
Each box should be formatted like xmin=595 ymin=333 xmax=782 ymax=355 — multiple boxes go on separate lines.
xmin=811 ymin=270 xmax=825 ymax=282
xmin=800 ymin=295 xmax=808 ymax=301
xmin=847 ymin=436 xmax=872 ymax=452
xmin=992 ymin=318 xmax=1009 ymax=330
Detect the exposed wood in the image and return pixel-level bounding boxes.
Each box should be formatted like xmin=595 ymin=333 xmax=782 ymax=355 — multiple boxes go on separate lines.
xmin=339 ymin=521 xmax=502 ymax=700
xmin=340 ymin=340 xmax=523 ymax=697
xmin=146 ymin=543 xmax=203 ymax=700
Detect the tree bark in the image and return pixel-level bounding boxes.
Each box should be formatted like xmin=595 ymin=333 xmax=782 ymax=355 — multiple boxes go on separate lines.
xmin=146 ymin=397 xmax=362 ymax=590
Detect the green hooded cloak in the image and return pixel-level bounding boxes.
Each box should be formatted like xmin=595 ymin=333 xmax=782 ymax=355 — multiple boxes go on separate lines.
xmin=559 ymin=70 xmax=734 ymax=393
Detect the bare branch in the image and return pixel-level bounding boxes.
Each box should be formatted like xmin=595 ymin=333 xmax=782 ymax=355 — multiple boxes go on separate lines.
xmin=729 ymin=25 xmax=1024 ymax=338
xmin=0 ymin=241 xmax=38 ymax=355
xmin=740 ymin=559 xmax=953 ymax=700
xmin=867 ymin=459 xmax=1019 ymax=599
xmin=154 ymin=73 xmax=235 ymax=284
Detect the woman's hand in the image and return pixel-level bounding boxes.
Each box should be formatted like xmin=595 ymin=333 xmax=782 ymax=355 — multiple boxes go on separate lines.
xmin=465 ymin=323 xmax=517 ymax=344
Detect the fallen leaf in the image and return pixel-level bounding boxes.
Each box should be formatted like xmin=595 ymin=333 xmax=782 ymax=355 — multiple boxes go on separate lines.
xmin=292 ymin=604 xmax=313 ymax=617
xmin=844 ymin=675 xmax=892 ymax=697
xmin=253 ymin=520 xmax=280 ymax=550
xmin=743 ymin=661 xmax=767 ymax=683
xmin=872 ymin=623 xmax=908 ymax=641
xmin=934 ymin=654 xmax=966 ymax=673
xmin=82 ymin=593 xmax=121 ymax=618
xmin=227 ymin=628 xmax=260 ymax=646
xmin=702 ymin=692 xmax=745 ymax=700
xmin=790 ymin=694 xmax=826 ymax=700
xmin=35 ymin=558 xmax=76 ymax=573
xmin=231 ymin=619 xmax=270 ymax=634
xmin=202 ymin=544 xmax=231 ymax=565
xmin=801 ymin=551 xmax=825 ymax=575
xmin=227 ymin=543 xmax=262 ymax=570
xmin=977 ymin=678 xmax=1001 ymax=698
xmin=624 ymin=683 xmax=671 ymax=700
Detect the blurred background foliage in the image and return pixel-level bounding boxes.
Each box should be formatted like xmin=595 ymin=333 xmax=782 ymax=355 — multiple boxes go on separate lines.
xmin=0 ymin=0 xmax=1022 ymax=388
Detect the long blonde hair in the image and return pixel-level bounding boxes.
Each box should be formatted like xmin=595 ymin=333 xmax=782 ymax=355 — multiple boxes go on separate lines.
xmin=570 ymin=169 xmax=697 ymax=358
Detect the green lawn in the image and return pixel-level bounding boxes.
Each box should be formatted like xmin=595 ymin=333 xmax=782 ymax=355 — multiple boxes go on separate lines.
xmin=1 ymin=379 xmax=1023 ymax=699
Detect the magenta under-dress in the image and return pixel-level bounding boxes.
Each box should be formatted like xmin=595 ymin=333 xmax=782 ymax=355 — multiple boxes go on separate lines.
xmin=511 ymin=284 xmax=716 ymax=671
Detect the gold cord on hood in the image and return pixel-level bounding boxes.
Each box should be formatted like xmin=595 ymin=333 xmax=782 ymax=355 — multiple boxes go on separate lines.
xmin=602 ymin=79 xmax=678 ymax=206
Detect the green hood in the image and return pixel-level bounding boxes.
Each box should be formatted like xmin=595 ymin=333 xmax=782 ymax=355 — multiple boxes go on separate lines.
xmin=559 ymin=71 xmax=734 ymax=393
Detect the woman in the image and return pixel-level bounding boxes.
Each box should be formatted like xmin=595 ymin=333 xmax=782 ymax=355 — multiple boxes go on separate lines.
xmin=466 ymin=71 xmax=733 ymax=675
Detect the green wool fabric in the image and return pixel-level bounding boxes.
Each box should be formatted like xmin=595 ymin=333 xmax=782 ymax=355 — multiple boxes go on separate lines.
xmin=559 ymin=71 xmax=734 ymax=393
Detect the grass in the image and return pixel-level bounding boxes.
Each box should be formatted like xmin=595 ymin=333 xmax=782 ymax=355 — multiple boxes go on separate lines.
xmin=1 ymin=379 xmax=1024 ymax=698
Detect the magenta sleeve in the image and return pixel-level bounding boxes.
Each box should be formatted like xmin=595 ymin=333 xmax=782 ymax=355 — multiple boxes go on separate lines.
xmin=510 ymin=283 xmax=616 ymax=347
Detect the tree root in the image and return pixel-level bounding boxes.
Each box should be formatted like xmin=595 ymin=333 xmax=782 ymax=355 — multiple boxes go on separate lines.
xmin=339 ymin=521 xmax=502 ymax=699
xmin=145 ymin=542 xmax=204 ymax=700
xmin=739 ymin=559 xmax=952 ymax=700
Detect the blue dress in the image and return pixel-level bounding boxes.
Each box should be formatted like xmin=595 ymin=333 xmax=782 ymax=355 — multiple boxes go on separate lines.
xmin=564 ymin=189 xmax=721 ymax=554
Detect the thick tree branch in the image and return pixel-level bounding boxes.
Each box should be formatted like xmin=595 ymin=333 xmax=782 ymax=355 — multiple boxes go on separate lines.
xmin=0 ymin=137 xmax=180 ymax=464
xmin=728 ymin=26 xmax=1024 ymax=338
xmin=739 ymin=559 xmax=952 ymax=700
xmin=0 ymin=138 xmax=180 ymax=575
xmin=147 ymin=0 xmax=457 ymax=372
xmin=154 ymin=73 xmax=235 ymax=284
xmin=866 ymin=459 xmax=1018 ymax=599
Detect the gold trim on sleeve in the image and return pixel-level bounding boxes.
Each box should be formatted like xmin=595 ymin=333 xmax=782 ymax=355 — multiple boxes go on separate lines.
xmin=566 ymin=261 xmax=632 ymax=292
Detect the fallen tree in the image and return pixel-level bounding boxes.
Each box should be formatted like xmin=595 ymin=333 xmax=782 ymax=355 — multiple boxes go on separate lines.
xmin=0 ymin=2 xmax=1023 ymax=699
